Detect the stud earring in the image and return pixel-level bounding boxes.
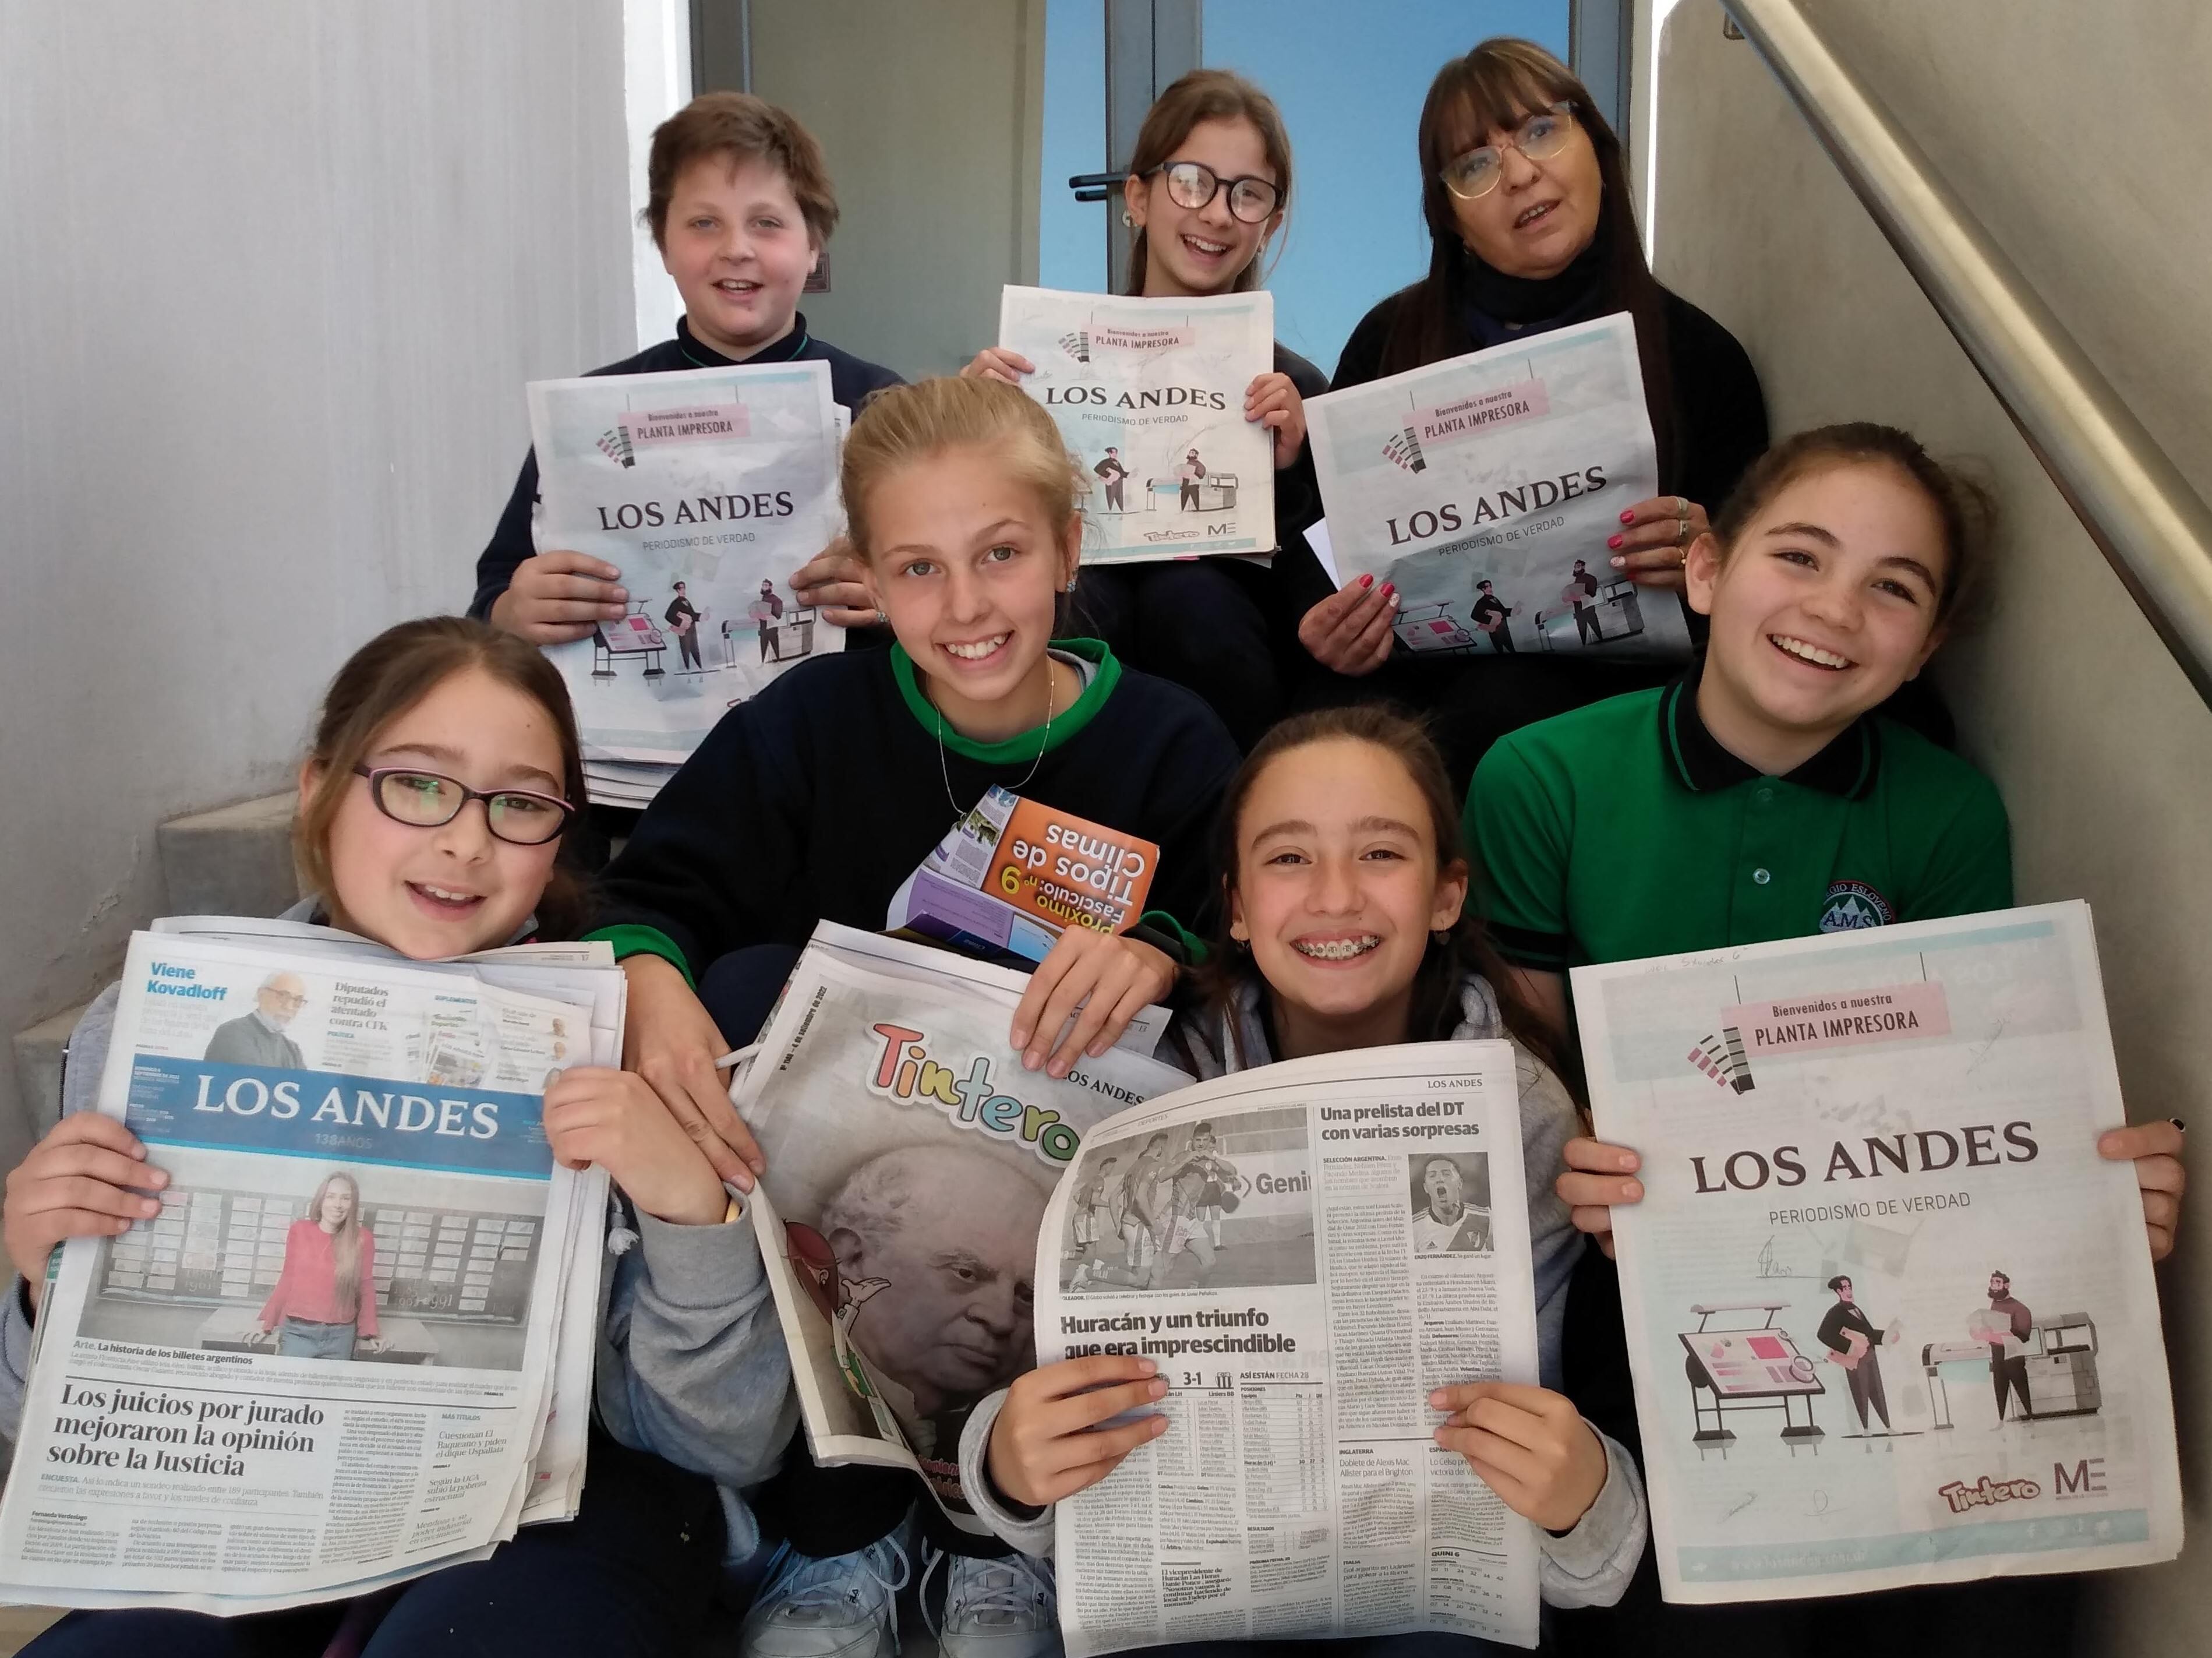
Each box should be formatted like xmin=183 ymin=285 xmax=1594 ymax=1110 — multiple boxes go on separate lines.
xmin=1121 ymin=210 xmax=1134 ymax=227
xmin=1432 ymin=929 xmax=1452 ymax=947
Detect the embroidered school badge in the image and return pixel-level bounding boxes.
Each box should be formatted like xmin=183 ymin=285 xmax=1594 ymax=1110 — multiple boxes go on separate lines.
xmin=1818 ymin=880 xmax=1895 ymax=932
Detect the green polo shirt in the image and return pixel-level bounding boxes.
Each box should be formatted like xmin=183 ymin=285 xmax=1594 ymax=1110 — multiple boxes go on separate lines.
xmin=1466 ymin=678 xmax=2012 ymax=972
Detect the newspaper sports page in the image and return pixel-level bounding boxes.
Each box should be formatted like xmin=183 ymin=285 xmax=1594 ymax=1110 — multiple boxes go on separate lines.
xmin=1575 ymin=902 xmax=2183 ymax=1601
xmin=998 ymin=286 xmax=1275 ymax=565
xmin=734 ymin=925 xmax=1190 ymax=1533
xmin=527 ymin=360 xmax=842 ymax=768
xmin=1305 ymin=313 xmax=1674 ymax=661
xmin=1040 ymin=1043 xmax=1543 ymax=1655
xmin=0 ymin=933 xmax=605 ymax=1614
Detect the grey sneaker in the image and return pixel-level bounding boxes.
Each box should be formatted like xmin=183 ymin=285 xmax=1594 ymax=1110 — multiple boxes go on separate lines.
xmin=740 ymin=1530 xmax=911 ymax=1658
xmin=925 ymin=1546 xmax=1061 ymax=1658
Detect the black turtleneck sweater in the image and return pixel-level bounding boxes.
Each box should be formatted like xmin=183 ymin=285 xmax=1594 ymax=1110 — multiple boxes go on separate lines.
xmin=1331 ymin=242 xmax=1768 ymax=534
xmin=468 ymin=314 xmax=903 ymax=620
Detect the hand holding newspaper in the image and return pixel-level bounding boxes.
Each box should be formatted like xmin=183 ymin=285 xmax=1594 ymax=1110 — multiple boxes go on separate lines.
xmin=734 ymin=925 xmax=1190 ymax=1531
xmin=0 ymin=923 xmax=624 ymax=1616
xmin=997 ymin=286 xmax=1275 ymax=565
xmin=1305 ymin=313 xmax=1674 ymax=661
xmin=1575 ymin=901 xmax=2183 ymax=1602
xmin=527 ymin=360 xmax=844 ymax=798
xmin=1035 ymin=1042 xmax=1546 ymax=1655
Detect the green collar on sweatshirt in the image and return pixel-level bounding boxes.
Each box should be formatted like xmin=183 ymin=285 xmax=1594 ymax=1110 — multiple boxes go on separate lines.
xmin=888 ymin=638 xmax=1120 ymax=763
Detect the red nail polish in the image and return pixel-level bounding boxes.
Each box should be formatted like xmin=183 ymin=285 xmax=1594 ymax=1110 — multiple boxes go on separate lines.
xmin=1607 ymin=534 xmax=1624 ymax=549
xmin=1619 ymin=509 xmax=1634 ymax=523
xmin=1381 ymin=583 xmax=1396 ymax=597
xmin=1359 ymin=573 xmax=1374 ymax=588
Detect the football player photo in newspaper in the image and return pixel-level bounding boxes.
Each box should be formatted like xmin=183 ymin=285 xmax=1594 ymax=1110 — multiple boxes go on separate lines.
xmin=1061 ymin=1107 xmax=1317 ymax=1294
xmin=1408 ymin=1151 xmax=1493 ymax=1255
xmin=78 ymin=1151 xmax=545 ymax=1373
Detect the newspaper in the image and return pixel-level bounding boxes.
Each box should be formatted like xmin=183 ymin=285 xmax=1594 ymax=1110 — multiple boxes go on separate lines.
xmin=733 ymin=925 xmax=1190 ymax=1531
xmin=886 ymin=785 xmax=1158 ymax=969
xmin=527 ymin=360 xmax=843 ymax=770
xmin=0 ymin=930 xmax=621 ymax=1614
xmin=1574 ymin=901 xmax=2184 ymax=1601
xmin=1041 ymin=1043 xmax=1544 ymax=1656
xmin=998 ymin=286 xmax=1275 ymax=565
xmin=1305 ymin=313 xmax=1677 ymax=660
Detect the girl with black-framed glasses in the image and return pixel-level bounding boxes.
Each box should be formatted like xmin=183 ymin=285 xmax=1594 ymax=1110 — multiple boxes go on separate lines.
xmin=964 ymin=68 xmax=1330 ymax=754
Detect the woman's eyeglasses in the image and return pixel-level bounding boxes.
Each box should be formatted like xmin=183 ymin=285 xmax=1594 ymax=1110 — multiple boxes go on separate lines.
xmin=1144 ymin=160 xmax=1281 ymax=224
xmin=352 ymin=767 xmax=574 ymax=846
xmin=1439 ymin=103 xmax=1577 ymax=200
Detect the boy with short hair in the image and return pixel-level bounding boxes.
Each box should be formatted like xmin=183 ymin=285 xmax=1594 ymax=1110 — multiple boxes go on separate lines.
xmin=473 ymin=92 xmax=901 ymax=643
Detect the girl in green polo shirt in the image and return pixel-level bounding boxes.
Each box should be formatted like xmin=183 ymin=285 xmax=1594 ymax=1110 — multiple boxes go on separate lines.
xmin=1460 ymin=421 xmax=2184 ymax=1266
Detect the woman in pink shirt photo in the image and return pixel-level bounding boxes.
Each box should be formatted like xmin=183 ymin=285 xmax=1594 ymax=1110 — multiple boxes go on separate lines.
xmin=257 ymin=1171 xmax=386 ymax=1361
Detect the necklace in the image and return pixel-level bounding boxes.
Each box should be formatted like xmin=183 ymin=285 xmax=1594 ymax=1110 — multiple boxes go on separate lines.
xmin=935 ymin=658 xmax=1059 ymax=818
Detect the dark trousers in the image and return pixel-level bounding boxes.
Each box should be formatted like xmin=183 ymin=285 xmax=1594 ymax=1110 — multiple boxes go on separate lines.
xmin=1993 ymin=1354 xmax=2034 ymax=1420
xmin=1845 ymin=1352 xmax=1891 ymax=1430
xmin=697 ymin=945 xmax=1011 ymax=1565
xmin=1073 ymin=559 xmax=1284 ymax=750
xmin=1572 ymin=602 xmax=1602 ymax=644
xmin=24 ymin=1427 xmax=726 ymax=1658
xmin=677 ymin=631 xmax=701 ymax=669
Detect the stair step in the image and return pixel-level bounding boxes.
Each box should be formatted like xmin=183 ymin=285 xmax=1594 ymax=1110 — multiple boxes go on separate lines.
xmin=12 ymin=1003 xmax=87 ymax=1137
xmin=157 ymin=793 xmax=301 ymax=920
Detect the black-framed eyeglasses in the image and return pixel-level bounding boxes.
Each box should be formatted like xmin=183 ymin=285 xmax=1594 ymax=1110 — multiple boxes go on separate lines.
xmin=1439 ymin=103 xmax=1577 ymax=200
xmin=1145 ymin=160 xmax=1281 ymax=224
xmin=352 ymin=767 xmax=574 ymax=846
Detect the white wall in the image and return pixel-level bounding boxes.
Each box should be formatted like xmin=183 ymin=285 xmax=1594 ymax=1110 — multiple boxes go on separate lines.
xmin=1651 ymin=3 xmax=2212 ymax=1646
xmin=0 ymin=2 xmax=637 ymax=1167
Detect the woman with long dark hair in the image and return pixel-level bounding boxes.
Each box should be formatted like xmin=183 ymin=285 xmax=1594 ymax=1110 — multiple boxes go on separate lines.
xmin=258 ymin=1170 xmax=383 ymax=1360
xmin=1300 ymin=37 xmax=1768 ymax=788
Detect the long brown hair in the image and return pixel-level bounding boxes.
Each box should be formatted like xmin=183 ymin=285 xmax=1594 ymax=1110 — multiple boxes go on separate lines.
xmin=1188 ymin=704 xmax=1570 ymax=1082
xmin=306 ymin=1171 xmax=367 ymax=1319
xmin=292 ymin=618 xmax=591 ymax=940
xmin=1712 ymin=422 xmax=1997 ymax=629
xmin=1121 ymin=69 xmax=1293 ymax=297
xmin=1381 ymin=38 xmax=1676 ymax=481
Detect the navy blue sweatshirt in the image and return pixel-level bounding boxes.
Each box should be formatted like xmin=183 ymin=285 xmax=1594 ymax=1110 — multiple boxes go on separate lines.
xmin=469 ymin=313 xmax=903 ymax=620
xmin=591 ymin=640 xmax=1239 ymax=978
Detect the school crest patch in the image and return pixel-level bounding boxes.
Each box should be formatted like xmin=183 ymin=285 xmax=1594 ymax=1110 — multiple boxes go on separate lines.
xmin=1818 ymin=879 xmax=1895 ymax=932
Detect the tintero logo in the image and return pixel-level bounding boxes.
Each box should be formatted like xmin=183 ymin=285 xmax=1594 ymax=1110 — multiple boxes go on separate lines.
xmin=868 ymin=1023 xmax=1081 ymax=1165
xmin=1937 ymin=1473 xmax=2041 ymax=1515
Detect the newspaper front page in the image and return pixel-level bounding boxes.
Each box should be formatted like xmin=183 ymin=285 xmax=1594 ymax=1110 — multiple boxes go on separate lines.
xmin=0 ymin=933 xmax=607 ymax=1614
xmin=734 ymin=925 xmax=1190 ymax=1533
xmin=1575 ymin=902 xmax=2184 ymax=1601
xmin=1041 ymin=1043 xmax=1543 ymax=1656
xmin=1305 ymin=313 xmax=1676 ymax=661
xmin=998 ymin=286 xmax=1275 ymax=565
xmin=528 ymin=361 xmax=843 ymax=768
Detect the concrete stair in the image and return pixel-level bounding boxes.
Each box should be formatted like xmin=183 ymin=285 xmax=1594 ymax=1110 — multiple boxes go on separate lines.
xmin=12 ymin=793 xmax=300 ymax=1133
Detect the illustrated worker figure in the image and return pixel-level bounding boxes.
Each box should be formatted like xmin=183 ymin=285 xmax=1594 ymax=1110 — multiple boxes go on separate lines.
xmin=203 ymin=972 xmax=308 ymax=1068
xmin=1982 ymin=1269 xmax=2036 ymax=1425
xmin=665 ymin=581 xmax=704 ymax=670
xmin=1817 ymin=1274 xmax=1897 ymax=1431
xmin=747 ymin=579 xmax=786 ymax=662
xmin=1472 ymin=579 xmax=1517 ymax=653
xmin=1177 ymin=449 xmax=1207 ymax=510
xmin=1562 ymin=559 xmax=1605 ymax=644
xmin=1094 ymin=446 xmax=1129 ymax=511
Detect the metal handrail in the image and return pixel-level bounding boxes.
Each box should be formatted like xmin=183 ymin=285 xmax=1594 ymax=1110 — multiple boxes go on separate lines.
xmin=1724 ymin=0 xmax=2212 ymax=710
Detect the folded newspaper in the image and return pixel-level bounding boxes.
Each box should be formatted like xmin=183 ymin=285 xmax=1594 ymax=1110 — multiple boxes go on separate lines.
xmin=998 ymin=285 xmax=1275 ymax=565
xmin=733 ymin=925 xmax=1189 ymax=1532
xmin=1575 ymin=901 xmax=2183 ymax=1601
xmin=1039 ymin=1042 xmax=1545 ymax=1655
xmin=527 ymin=361 xmax=846 ymax=803
xmin=0 ymin=921 xmax=624 ymax=1616
xmin=886 ymin=786 xmax=1158 ymax=969
xmin=1305 ymin=312 xmax=1676 ymax=660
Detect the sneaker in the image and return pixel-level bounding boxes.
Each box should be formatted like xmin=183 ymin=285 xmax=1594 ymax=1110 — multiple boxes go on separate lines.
xmin=740 ymin=1531 xmax=911 ymax=1658
xmin=924 ymin=1546 xmax=1061 ymax=1658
